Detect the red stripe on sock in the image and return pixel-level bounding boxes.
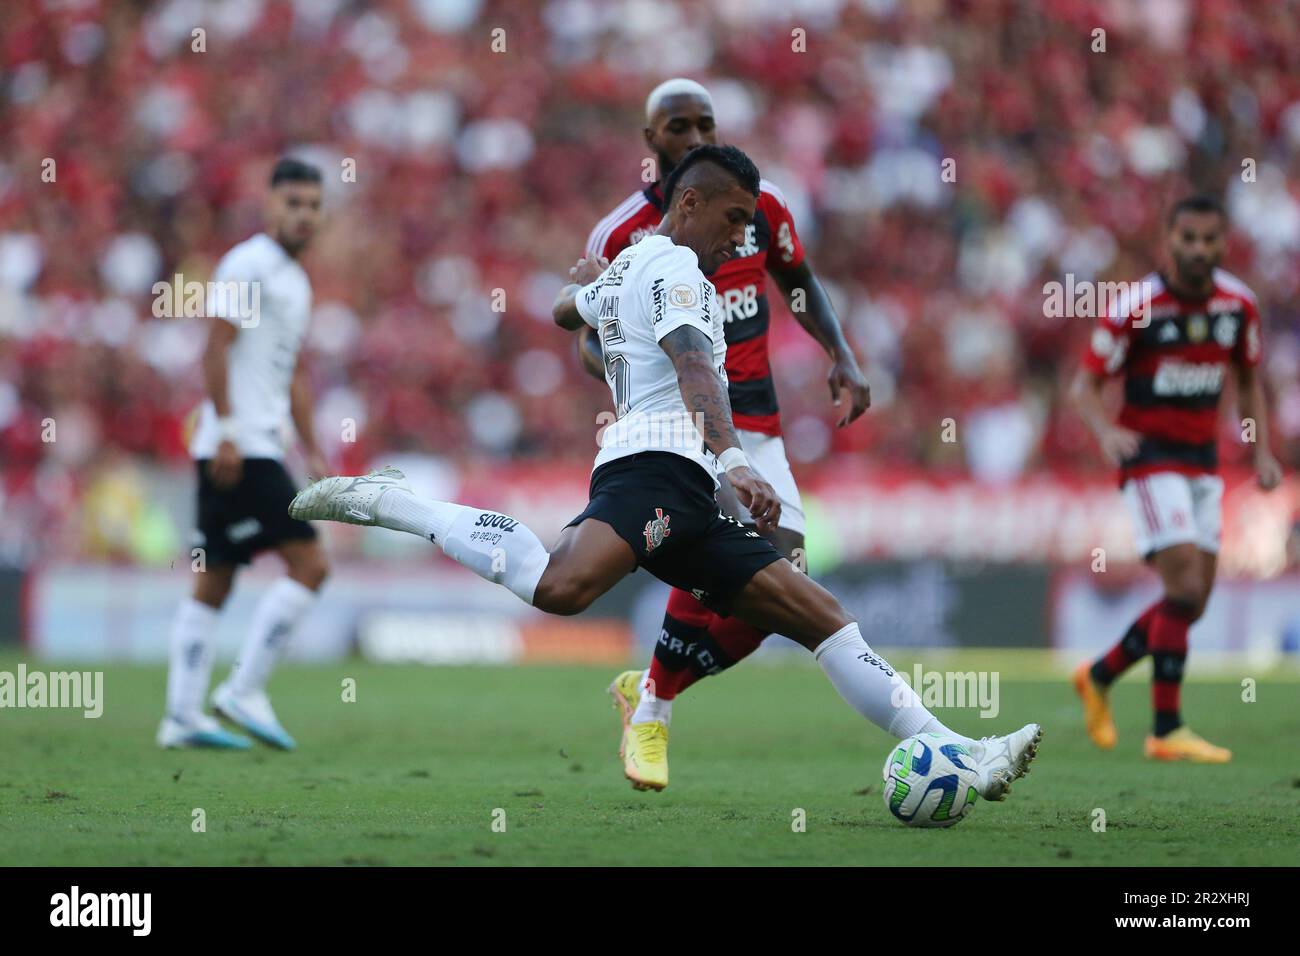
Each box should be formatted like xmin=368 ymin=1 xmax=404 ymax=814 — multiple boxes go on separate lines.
xmin=665 ymin=588 xmax=715 ymax=628
xmin=706 ymin=615 xmax=767 ymax=660
xmin=646 ymin=656 xmax=691 ymax=701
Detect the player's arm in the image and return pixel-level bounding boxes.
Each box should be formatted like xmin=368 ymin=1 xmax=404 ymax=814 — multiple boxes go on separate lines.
xmin=770 ymin=260 xmax=870 ymax=427
xmin=1235 ymin=364 xmax=1282 ymax=490
xmin=659 ymin=324 xmax=780 ymax=532
xmin=1069 ymin=367 xmax=1139 ymax=466
xmin=290 ymin=354 xmax=329 ymax=479
xmin=202 ymin=318 xmax=242 ymax=488
xmin=553 ymin=255 xmax=611 ymax=379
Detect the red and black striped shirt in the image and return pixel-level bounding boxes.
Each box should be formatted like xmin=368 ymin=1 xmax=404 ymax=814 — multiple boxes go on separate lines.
xmin=585 ymin=179 xmax=805 ymax=435
xmin=1081 ymin=269 xmax=1263 ymax=484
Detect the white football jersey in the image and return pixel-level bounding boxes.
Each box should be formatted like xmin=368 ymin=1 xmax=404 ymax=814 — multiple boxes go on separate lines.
xmin=189 ymin=233 xmax=312 ymax=460
xmin=575 ymin=234 xmax=727 ymax=483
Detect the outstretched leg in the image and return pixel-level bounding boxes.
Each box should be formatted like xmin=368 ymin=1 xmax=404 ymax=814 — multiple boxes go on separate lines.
xmin=289 ymin=467 xmax=634 ymax=615
xmin=731 ymin=559 xmax=1043 ymax=801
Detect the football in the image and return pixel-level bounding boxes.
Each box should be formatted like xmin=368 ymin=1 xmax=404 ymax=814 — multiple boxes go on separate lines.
xmin=882 ymin=733 xmax=980 ymax=828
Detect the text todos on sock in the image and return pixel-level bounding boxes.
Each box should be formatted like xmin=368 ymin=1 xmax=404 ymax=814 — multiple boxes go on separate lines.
xmin=50 ymin=887 xmax=151 ymax=936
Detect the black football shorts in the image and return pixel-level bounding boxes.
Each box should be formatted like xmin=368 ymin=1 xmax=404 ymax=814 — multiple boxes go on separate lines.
xmin=565 ymin=451 xmax=783 ymax=612
xmin=194 ymin=457 xmax=317 ymax=566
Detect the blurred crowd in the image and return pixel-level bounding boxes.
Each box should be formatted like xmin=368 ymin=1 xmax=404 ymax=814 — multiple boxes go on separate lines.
xmin=3 ymin=0 xmax=1300 ymax=564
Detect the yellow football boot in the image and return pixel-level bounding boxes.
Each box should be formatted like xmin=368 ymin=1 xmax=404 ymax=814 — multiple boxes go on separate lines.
xmin=1144 ymin=727 xmax=1232 ymax=763
xmin=1072 ymin=662 xmax=1117 ymax=750
xmin=607 ymin=670 xmax=669 ymax=791
xmin=621 ymin=720 xmax=669 ymax=791
xmin=608 ymin=669 xmax=642 ymax=726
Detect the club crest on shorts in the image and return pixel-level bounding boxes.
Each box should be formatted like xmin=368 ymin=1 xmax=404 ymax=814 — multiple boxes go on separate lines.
xmin=643 ymin=507 xmax=671 ymax=553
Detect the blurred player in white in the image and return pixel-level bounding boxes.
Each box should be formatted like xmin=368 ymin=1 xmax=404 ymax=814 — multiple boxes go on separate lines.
xmin=158 ymin=158 xmax=330 ymax=750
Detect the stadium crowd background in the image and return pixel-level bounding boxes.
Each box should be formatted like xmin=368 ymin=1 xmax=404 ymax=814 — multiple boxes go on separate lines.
xmin=2 ymin=0 xmax=1300 ymax=566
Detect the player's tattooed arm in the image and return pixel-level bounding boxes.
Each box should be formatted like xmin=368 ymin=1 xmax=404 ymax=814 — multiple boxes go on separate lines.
xmin=660 ymin=324 xmax=782 ymax=531
xmin=771 ymin=259 xmax=870 ymax=427
xmin=659 ymin=324 xmax=740 ymax=455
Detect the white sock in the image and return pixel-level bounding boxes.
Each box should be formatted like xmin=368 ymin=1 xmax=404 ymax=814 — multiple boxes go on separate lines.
xmin=165 ymin=598 xmax=220 ymax=721
xmin=631 ymin=670 xmax=672 ymax=725
xmin=375 ymin=489 xmax=550 ymax=605
xmin=228 ymin=578 xmax=317 ymax=695
xmin=814 ymin=623 xmax=968 ymax=741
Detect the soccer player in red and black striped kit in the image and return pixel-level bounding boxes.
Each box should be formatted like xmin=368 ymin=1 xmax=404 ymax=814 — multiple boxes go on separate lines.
xmin=1070 ymin=195 xmax=1283 ymax=763
xmin=572 ymin=79 xmax=871 ymax=790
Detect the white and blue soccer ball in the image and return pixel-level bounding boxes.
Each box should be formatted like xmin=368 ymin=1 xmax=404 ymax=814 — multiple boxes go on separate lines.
xmin=881 ymin=732 xmax=979 ymax=828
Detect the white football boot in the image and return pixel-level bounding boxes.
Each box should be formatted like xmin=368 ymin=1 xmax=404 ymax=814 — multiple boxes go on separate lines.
xmin=211 ymin=682 xmax=296 ymax=751
xmin=157 ymin=711 xmax=252 ymax=750
xmin=288 ymin=466 xmax=411 ymax=526
xmin=969 ymin=723 xmax=1042 ymax=801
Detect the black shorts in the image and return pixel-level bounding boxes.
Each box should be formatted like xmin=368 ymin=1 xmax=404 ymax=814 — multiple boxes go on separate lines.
xmin=194 ymin=458 xmax=316 ymax=566
xmin=565 ymin=452 xmax=783 ymax=612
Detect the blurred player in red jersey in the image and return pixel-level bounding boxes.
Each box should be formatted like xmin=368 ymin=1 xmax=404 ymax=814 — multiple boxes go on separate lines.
xmin=571 ymin=78 xmax=871 ymax=790
xmin=1070 ymin=195 xmax=1283 ymax=764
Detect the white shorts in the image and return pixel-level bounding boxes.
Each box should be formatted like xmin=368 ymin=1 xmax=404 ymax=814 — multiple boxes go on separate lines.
xmin=728 ymin=429 xmax=806 ymax=535
xmin=1122 ymin=472 xmax=1223 ymax=558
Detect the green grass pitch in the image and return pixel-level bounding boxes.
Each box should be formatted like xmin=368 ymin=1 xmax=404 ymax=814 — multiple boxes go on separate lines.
xmin=2 ymin=653 xmax=1297 ymax=866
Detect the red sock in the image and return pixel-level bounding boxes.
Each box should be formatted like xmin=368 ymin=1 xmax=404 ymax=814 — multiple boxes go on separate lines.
xmin=646 ymin=590 xmax=715 ymax=701
xmin=1147 ymin=598 xmax=1194 ymax=736
xmin=705 ymin=614 xmax=768 ymax=663
xmin=1093 ymin=601 xmax=1159 ymax=685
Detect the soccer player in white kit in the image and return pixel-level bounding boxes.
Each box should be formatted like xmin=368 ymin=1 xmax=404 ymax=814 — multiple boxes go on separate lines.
xmin=289 ymin=145 xmax=1042 ymax=800
xmin=158 ymin=158 xmax=330 ymax=750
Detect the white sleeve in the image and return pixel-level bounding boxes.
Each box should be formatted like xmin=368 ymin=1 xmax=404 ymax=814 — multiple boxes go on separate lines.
xmin=206 ymin=244 xmax=259 ymax=327
xmin=575 ymin=280 xmax=602 ymax=329
xmin=647 ymin=246 xmax=713 ymax=344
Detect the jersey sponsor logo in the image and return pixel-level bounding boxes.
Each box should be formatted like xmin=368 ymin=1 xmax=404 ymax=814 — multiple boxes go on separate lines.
xmin=628 ymin=226 xmax=655 ymax=245
xmin=598 ymin=296 xmax=619 ymax=319
xmin=668 ymin=283 xmax=697 ymax=308
xmin=643 ymin=507 xmax=671 ymax=553
xmin=1152 ymin=360 xmax=1225 ymax=397
xmin=650 ymin=277 xmax=666 ymax=324
xmin=1212 ymin=313 xmax=1239 ymax=348
xmin=775 ymin=220 xmax=796 ymax=263
xmin=720 ymin=284 xmax=760 ymax=324
xmin=734 ymin=224 xmax=759 ymax=258
xmin=473 ymin=513 xmax=519 ymax=533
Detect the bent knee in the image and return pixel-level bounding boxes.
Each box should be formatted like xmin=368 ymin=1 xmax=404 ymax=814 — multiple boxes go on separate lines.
xmin=533 ymin=575 xmax=600 ymax=616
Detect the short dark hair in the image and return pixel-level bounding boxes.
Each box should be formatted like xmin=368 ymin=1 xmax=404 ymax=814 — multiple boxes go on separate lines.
xmin=270 ymin=157 xmax=322 ymax=188
xmin=1167 ymin=194 xmax=1225 ymax=227
xmin=661 ymin=144 xmax=760 ymax=209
